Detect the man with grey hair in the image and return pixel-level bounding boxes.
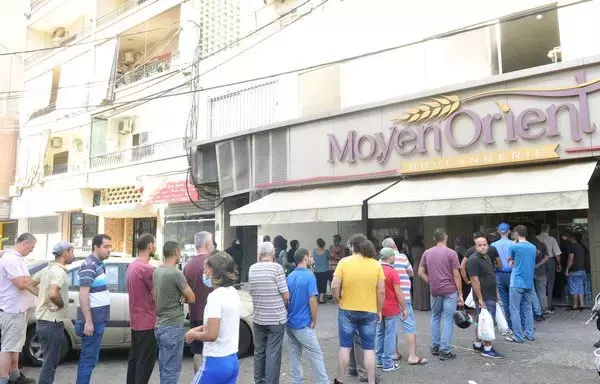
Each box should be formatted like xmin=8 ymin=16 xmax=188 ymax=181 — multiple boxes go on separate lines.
xmin=418 ymin=228 xmax=462 ymax=360
xmin=536 ymin=224 xmax=561 ymax=313
xmin=183 ymin=231 xmax=214 ymax=372
xmin=249 ymin=242 xmax=289 ymax=384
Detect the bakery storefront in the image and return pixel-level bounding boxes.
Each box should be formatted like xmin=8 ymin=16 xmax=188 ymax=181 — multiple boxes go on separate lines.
xmin=194 ymin=60 xmax=600 ymax=307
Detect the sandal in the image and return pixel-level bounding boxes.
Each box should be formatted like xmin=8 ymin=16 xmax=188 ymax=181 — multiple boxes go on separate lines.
xmin=393 ymin=353 xmax=402 ymax=361
xmin=408 ymin=357 xmax=429 ymax=365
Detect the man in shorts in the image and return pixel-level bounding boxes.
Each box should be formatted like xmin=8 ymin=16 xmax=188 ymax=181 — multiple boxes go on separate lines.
xmin=0 ymin=233 xmax=38 ymax=384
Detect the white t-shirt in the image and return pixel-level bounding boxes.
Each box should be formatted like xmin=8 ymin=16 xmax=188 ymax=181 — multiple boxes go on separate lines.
xmin=203 ymin=286 xmax=240 ymax=357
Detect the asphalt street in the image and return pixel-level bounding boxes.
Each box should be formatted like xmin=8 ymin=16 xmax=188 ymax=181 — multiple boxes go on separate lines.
xmin=22 ymin=304 xmax=599 ymax=384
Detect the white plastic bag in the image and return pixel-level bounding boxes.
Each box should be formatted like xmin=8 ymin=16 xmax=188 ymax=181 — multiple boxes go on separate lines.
xmin=465 ymin=289 xmax=475 ymax=308
xmin=495 ymin=302 xmax=509 ymax=334
xmin=477 ymin=308 xmax=495 ymax=341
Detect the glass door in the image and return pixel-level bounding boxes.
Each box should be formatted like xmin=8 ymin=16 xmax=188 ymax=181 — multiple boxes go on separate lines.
xmin=133 ymin=218 xmax=157 ymax=257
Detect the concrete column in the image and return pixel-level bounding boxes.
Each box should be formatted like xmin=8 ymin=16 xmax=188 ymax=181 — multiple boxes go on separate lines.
xmin=587 ymin=178 xmax=600 ymax=296
xmin=98 ymin=216 xmax=105 ymax=233
xmin=179 ymin=0 xmax=201 ymax=75
xmin=155 ymin=206 xmax=166 ymax=259
xmin=17 ymin=218 xmax=28 ymax=235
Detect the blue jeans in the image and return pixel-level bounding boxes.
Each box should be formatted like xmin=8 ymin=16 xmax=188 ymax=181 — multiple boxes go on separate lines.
xmin=531 ymin=288 xmax=542 ymax=317
xmin=496 ymin=272 xmax=512 ymax=328
xmin=286 ymin=327 xmax=329 ymax=384
xmin=375 ymin=315 xmax=398 ymax=369
xmin=337 ymin=309 xmax=378 ymax=350
xmin=509 ymin=287 xmax=535 ymax=343
xmin=37 ymin=320 xmax=64 ymax=384
xmin=192 ymin=353 xmax=239 ymax=384
xmin=155 ymin=325 xmax=186 ymax=384
xmin=430 ymin=291 xmax=457 ymax=353
xmin=76 ymin=321 xmax=105 ymax=384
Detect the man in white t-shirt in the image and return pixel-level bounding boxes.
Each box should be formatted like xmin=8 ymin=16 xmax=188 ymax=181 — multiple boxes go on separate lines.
xmin=0 ymin=233 xmax=38 ymax=384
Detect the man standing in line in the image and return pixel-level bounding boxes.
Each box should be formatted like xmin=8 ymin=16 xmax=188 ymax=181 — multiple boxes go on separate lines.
xmin=505 ymin=225 xmax=537 ymax=344
xmin=381 ymin=238 xmax=428 ymax=366
xmin=536 ymin=224 xmax=562 ymax=313
xmin=566 ymin=233 xmax=587 ymax=311
xmin=467 ymin=236 xmax=504 ymax=359
xmin=0 ymin=233 xmax=38 ymax=384
xmin=126 ymin=234 xmax=158 ymax=384
xmin=32 ymin=241 xmax=75 ymax=384
xmin=154 ymin=242 xmax=196 ymax=384
xmin=491 ymin=223 xmax=514 ymax=330
xmin=76 ymin=234 xmax=112 ymax=384
xmin=285 ymin=248 xmax=328 ymax=384
xmin=249 ymin=242 xmax=289 ymax=384
xmin=183 ymin=231 xmax=214 ymax=373
xmin=418 ymin=228 xmax=463 ymax=360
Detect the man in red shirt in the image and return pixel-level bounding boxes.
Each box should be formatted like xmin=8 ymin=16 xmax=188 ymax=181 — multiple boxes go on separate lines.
xmin=183 ymin=231 xmax=214 ymax=372
xmin=375 ymin=248 xmax=408 ymax=373
xmin=126 ymin=234 xmax=157 ymax=384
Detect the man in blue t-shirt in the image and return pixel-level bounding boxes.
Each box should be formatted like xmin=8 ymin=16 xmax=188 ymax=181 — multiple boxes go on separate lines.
xmin=506 ymin=225 xmax=537 ymax=344
xmin=286 ymin=248 xmax=329 ymax=384
xmin=491 ymin=223 xmax=514 ymax=331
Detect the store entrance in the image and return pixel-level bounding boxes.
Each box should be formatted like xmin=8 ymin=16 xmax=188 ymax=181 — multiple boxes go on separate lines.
xmin=133 ymin=218 xmax=157 ymax=257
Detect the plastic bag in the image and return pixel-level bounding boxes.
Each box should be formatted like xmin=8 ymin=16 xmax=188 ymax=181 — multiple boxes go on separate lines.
xmin=477 ymin=308 xmax=495 ymax=341
xmin=495 ymin=302 xmax=509 ymax=333
xmin=465 ymin=289 xmax=475 ymax=309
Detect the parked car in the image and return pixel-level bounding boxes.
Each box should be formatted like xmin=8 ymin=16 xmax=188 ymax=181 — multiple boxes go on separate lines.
xmin=16 ymin=256 xmax=254 ymax=367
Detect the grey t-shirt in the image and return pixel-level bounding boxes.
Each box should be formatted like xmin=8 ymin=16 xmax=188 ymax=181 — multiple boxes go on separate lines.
xmin=153 ymin=265 xmax=189 ymax=327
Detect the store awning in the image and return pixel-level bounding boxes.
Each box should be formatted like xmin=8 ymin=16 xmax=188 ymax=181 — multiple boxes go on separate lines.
xmin=230 ymin=181 xmax=396 ymax=226
xmin=83 ymin=203 xmax=158 ymax=219
xmin=368 ymin=161 xmax=597 ymax=219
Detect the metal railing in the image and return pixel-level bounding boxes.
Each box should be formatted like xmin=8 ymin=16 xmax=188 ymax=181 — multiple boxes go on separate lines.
xmin=89 ymin=137 xmax=186 ymax=170
xmin=115 ymin=52 xmax=180 ymax=88
xmin=24 ymin=24 xmax=91 ymax=66
xmin=43 ymin=163 xmax=70 ymax=177
xmin=30 ymin=0 xmax=48 ymax=11
xmin=97 ymin=0 xmax=151 ymax=27
xmin=29 ymin=103 xmax=56 ymax=121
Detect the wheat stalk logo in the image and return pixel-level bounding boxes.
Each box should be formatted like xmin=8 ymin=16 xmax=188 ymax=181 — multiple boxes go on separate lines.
xmin=393 ymin=95 xmax=461 ymax=124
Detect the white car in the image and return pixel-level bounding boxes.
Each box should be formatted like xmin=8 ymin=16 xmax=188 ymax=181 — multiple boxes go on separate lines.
xmin=20 ymin=256 xmax=254 ymax=367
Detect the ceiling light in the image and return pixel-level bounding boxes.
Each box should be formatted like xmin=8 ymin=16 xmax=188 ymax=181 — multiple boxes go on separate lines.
xmin=536 ymin=14 xmax=543 ymax=20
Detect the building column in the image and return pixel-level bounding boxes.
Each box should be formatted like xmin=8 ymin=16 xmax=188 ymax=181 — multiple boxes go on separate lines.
xmin=587 ymin=178 xmax=600 ymax=296
xmin=155 ymin=206 xmax=165 ymax=258
xmin=17 ymin=218 xmax=28 ymax=235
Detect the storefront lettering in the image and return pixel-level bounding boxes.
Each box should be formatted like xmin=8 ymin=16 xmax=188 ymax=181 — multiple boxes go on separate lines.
xmin=328 ymin=79 xmax=600 ymax=164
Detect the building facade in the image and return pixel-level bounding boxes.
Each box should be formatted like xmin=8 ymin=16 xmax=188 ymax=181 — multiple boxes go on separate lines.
xmin=189 ymin=0 xmax=600 ymax=296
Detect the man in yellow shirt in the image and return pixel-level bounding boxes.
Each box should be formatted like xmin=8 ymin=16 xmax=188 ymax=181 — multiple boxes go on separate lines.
xmin=331 ymin=234 xmax=385 ymax=384
xmin=32 ymin=242 xmax=75 ymax=384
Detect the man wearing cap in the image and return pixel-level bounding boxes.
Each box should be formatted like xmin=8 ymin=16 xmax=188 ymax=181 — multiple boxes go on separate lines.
xmin=31 ymin=242 xmax=75 ymax=384
xmin=491 ymin=223 xmax=514 ymax=331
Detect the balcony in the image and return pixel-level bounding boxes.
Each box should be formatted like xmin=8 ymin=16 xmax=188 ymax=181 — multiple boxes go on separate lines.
xmin=43 ymin=132 xmax=86 ymax=178
xmin=44 ymin=163 xmax=70 ymax=177
xmin=30 ymin=0 xmax=48 ymax=11
xmin=89 ymin=138 xmax=186 ymax=170
xmin=97 ymin=0 xmax=152 ymax=28
xmin=115 ymin=52 xmax=180 ymax=88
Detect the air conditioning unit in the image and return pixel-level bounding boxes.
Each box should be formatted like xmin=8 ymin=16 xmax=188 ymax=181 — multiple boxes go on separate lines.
xmin=49 ymin=137 xmax=63 ymax=149
xmin=9 ymin=185 xmax=22 ymax=197
xmin=52 ymin=27 xmax=68 ymax=42
xmin=118 ymin=119 xmax=133 ymax=135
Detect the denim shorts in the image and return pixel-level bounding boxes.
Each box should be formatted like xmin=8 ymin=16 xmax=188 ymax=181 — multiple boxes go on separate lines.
xmin=398 ymin=303 xmax=416 ymax=334
xmin=338 ymin=308 xmax=377 ymax=350
xmin=568 ymin=270 xmax=586 ymax=295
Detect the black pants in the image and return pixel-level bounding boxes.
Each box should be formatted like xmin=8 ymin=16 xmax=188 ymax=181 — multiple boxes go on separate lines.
xmin=126 ymin=329 xmax=158 ymax=384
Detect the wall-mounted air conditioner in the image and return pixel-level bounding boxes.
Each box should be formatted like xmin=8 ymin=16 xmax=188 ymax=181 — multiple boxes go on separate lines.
xmin=118 ymin=119 xmax=133 ymax=135
xmin=52 ymin=27 xmax=68 ymax=42
xmin=49 ymin=137 xmax=63 ymax=149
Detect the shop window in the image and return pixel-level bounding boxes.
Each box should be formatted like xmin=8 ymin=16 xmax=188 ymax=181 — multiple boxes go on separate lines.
xmin=499 ymin=7 xmax=561 ymax=73
xmin=70 ymin=213 xmax=99 ymax=252
xmin=164 ymin=215 xmax=215 ymax=249
xmin=1 ymin=222 xmax=18 ymax=249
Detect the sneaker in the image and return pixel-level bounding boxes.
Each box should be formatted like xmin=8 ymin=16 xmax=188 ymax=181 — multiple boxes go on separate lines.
xmin=439 ymin=351 xmax=456 ymax=360
xmin=358 ymin=376 xmax=382 ymax=383
xmin=501 ymin=329 xmax=513 ymax=336
xmin=504 ymin=336 xmax=523 ymax=343
xmin=472 ymin=343 xmax=484 ymax=352
xmin=347 ymin=369 xmax=358 ymax=377
xmin=376 ymin=362 xmax=383 ymax=368
xmin=543 ymin=309 xmax=554 ymax=315
xmin=430 ymin=346 xmax=440 ymax=356
xmin=481 ymin=348 xmax=504 ymax=359
xmin=383 ymin=364 xmax=400 ymax=372
xmin=535 ymin=315 xmax=546 ymax=322
xmin=8 ymin=373 xmax=36 ymax=384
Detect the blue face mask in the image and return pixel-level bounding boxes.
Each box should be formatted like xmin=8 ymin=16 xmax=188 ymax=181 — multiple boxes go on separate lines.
xmin=202 ymin=273 xmax=212 ymax=288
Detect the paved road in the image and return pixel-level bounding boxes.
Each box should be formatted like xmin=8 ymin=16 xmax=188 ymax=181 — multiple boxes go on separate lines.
xmin=22 ymin=304 xmax=600 ymax=384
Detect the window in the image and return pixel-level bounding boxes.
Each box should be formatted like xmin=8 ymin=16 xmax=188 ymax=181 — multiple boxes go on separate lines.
xmin=70 ymin=213 xmax=98 ymax=252
xmin=52 ymin=151 xmax=69 ymax=175
xmin=69 ymin=264 xmax=121 ymax=293
xmin=1 ymin=222 xmax=18 ymax=249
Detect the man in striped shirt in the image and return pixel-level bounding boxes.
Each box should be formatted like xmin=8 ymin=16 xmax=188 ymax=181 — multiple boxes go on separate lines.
xmin=382 ymin=238 xmax=428 ymax=366
xmin=76 ymin=234 xmax=112 ymax=384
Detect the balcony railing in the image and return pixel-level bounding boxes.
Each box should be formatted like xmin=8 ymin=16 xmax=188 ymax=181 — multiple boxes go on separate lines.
xmin=29 ymin=103 xmax=56 ymax=121
xmin=30 ymin=0 xmax=48 ymax=11
xmin=44 ymin=163 xmax=70 ymax=177
xmin=115 ymin=52 xmax=180 ymax=89
xmin=97 ymin=0 xmax=151 ymax=27
xmin=89 ymin=137 xmax=186 ymax=170
xmin=24 ymin=24 xmax=91 ymax=66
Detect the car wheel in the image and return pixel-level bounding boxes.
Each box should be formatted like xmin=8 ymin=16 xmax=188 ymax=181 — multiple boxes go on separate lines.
xmin=23 ymin=326 xmax=71 ymax=367
xmin=238 ymin=321 xmax=253 ymax=357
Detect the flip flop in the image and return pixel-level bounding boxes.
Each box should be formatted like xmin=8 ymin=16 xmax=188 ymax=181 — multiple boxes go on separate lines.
xmin=408 ymin=357 xmax=429 ymax=365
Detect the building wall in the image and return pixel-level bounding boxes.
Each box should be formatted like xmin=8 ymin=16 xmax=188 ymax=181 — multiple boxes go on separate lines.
xmin=104 ymin=217 xmax=134 ymax=254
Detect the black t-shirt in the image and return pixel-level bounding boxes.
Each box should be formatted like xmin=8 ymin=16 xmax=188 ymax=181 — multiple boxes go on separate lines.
xmin=529 ymin=237 xmax=548 ymax=278
xmin=465 ymin=245 xmax=499 ymax=269
xmin=466 ymin=252 xmax=497 ymax=302
xmin=568 ymin=243 xmax=586 ymax=272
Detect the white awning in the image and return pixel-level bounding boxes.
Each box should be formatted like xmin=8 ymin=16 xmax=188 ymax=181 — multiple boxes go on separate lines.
xmin=230 ymin=181 xmax=396 ymax=226
xmin=369 ymin=161 xmax=597 ymax=219
xmin=83 ymin=203 xmax=158 ymax=219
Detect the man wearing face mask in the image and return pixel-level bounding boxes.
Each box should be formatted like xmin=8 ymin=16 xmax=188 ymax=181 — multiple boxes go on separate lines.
xmin=184 ymin=231 xmax=215 ymax=373
xmin=126 ymin=234 xmax=158 ymax=384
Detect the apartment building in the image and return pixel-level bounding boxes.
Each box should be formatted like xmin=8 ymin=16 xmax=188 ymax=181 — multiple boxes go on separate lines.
xmin=11 ymin=0 xmax=242 ymax=258
xmin=187 ymin=0 xmax=600 ymax=293
xmin=0 ymin=3 xmax=27 ymax=250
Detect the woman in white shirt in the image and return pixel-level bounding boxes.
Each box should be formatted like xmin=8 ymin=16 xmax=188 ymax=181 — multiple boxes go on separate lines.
xmin=186 ymin=252 xmax=241 ymax=384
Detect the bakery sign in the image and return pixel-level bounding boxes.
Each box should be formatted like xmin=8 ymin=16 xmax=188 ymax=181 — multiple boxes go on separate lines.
xmin=327 ymin=78 xmax=600 ymax=166
xmin=143 ymin=180 xmax=199 ymax=205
